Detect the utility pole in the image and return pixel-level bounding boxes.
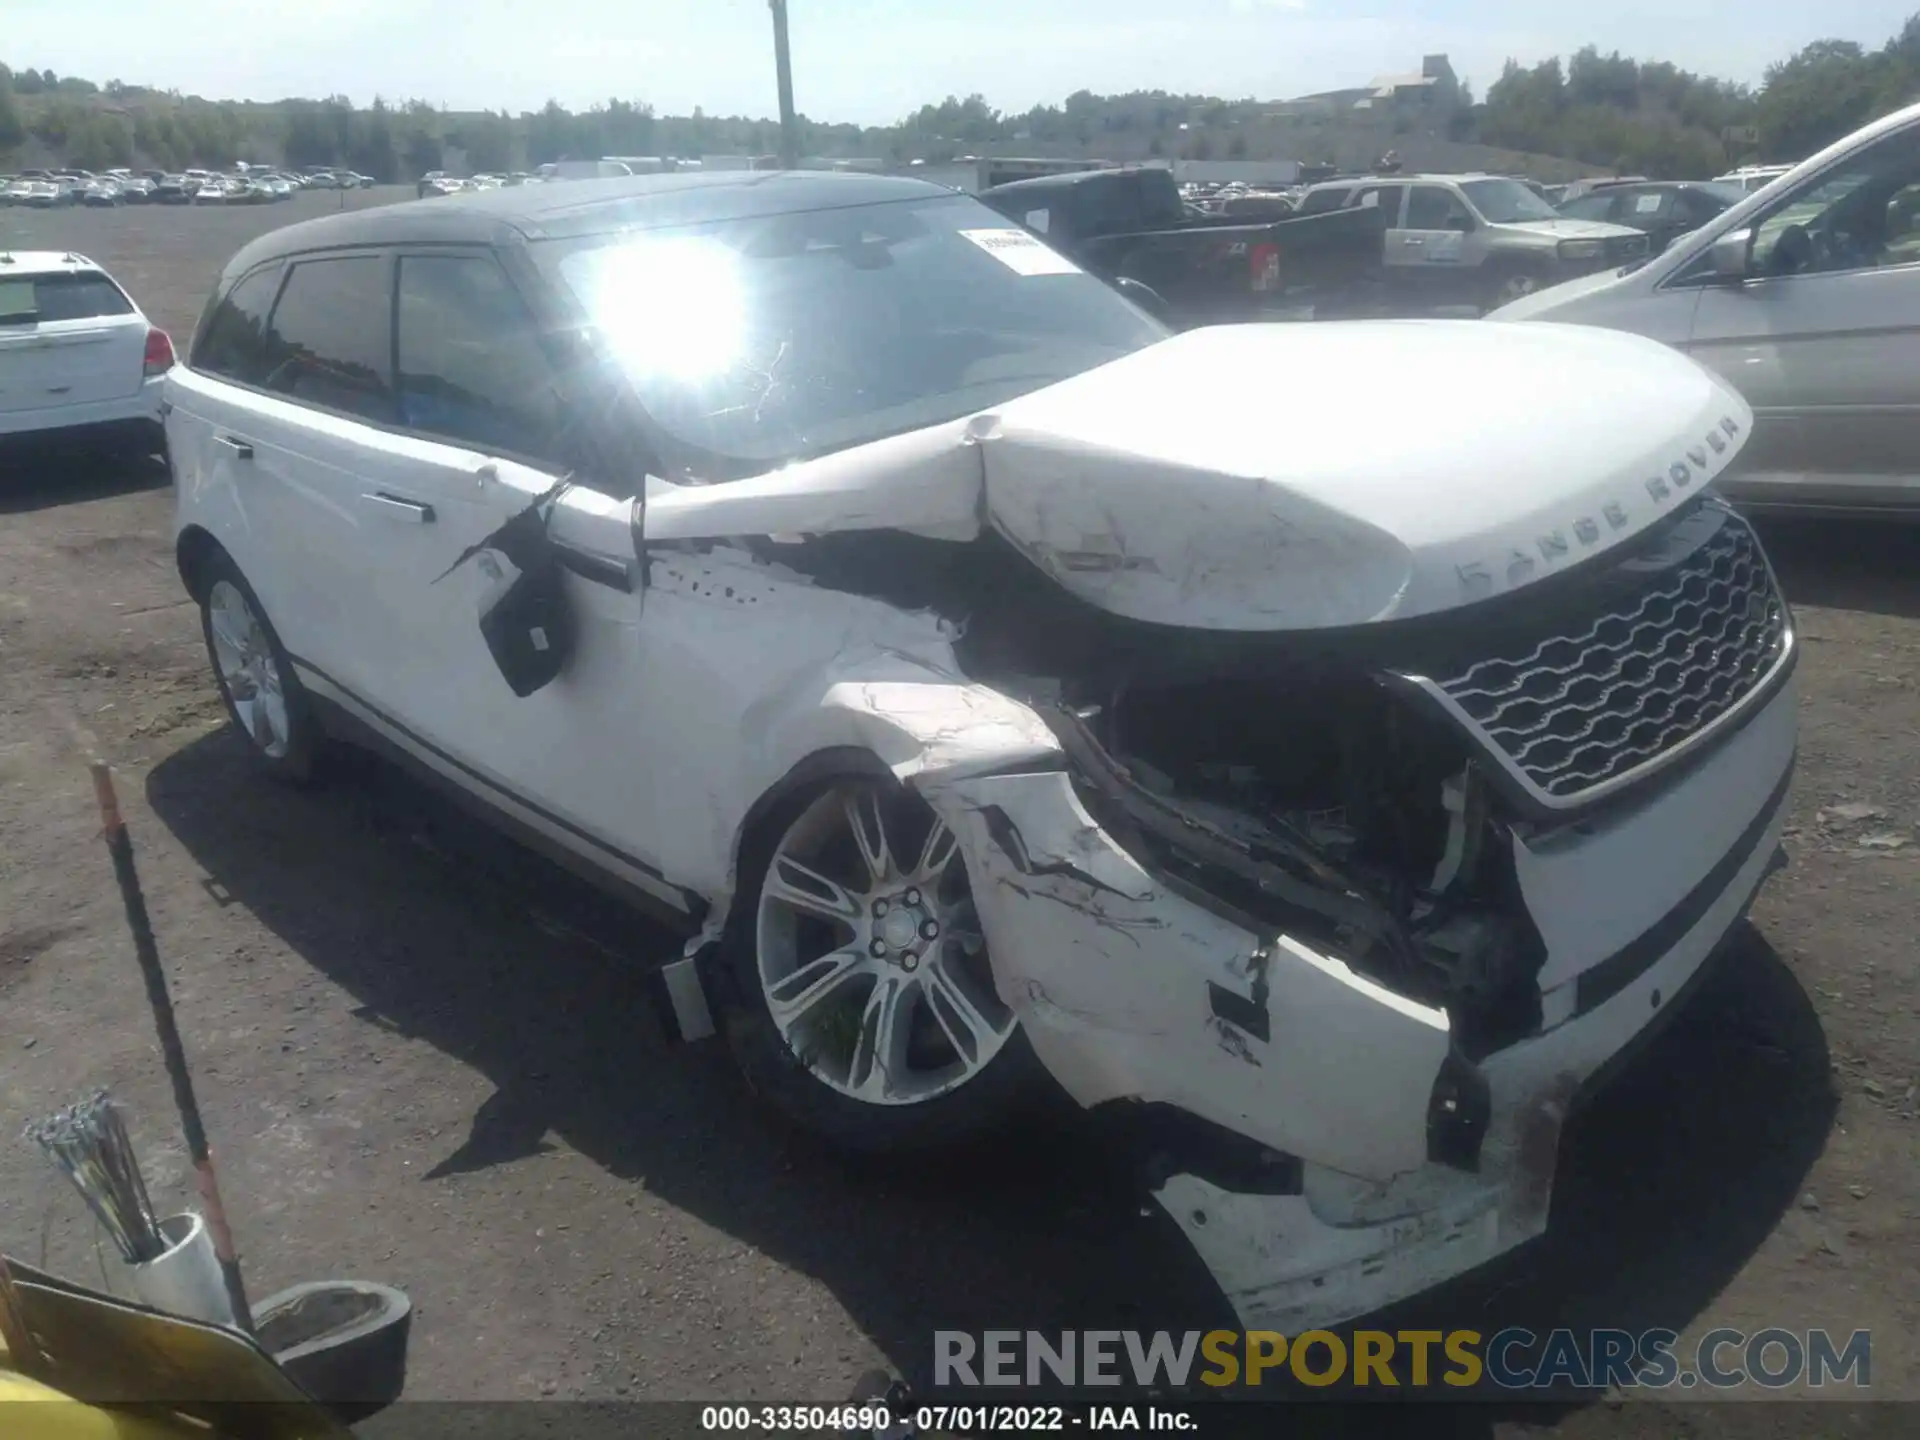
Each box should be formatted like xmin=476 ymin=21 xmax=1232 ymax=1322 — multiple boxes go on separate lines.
xmin=770 ymin=0 xmax=799 ymax=169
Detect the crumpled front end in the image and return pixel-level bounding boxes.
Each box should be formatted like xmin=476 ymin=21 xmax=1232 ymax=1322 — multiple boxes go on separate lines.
xmin=915 ymin=498 xmax=1799 ymax=1330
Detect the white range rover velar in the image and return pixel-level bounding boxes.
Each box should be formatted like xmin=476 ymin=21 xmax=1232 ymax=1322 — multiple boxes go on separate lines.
xmin=165 ymin=173 xmax=1797 ymax=1330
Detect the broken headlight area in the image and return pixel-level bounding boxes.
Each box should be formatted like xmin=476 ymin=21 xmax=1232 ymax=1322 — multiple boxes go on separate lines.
xmin=1031 ymin=670 xmax=1549 ymax=1062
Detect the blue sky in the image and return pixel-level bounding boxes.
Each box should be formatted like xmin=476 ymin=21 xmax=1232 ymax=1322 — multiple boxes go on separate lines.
xmin=7 ymin=0 xmax=1916 ymax=124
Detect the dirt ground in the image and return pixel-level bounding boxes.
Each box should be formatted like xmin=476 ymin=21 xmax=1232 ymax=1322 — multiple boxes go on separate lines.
xmin=1 ymin=191 xmax=1915 ymax=1434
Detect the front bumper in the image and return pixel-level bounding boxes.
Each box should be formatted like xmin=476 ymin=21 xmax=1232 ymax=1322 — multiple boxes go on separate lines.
xmin=926 ymin=669 xmax=1797 ymax=1330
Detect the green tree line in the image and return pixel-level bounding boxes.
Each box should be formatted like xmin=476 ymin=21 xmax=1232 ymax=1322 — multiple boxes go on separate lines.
xmin=4 ymin=14 xmax=1920 ymax=181
xmin=1473 ymin=15 xmax=1920 ymax=175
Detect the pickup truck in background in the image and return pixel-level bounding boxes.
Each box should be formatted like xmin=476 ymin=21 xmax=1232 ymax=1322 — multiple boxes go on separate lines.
xmin=977 ymin=165 xmax=1387 ymax=325
xmin=1295 ymin=173 xmax=1652 ymax=311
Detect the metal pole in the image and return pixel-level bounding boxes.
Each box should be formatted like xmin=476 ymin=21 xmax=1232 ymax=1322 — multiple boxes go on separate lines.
xmin=90 ymin=762 xmax=255 ymax=1333
xmin=770 ymin=0 xmax=799 ymax=170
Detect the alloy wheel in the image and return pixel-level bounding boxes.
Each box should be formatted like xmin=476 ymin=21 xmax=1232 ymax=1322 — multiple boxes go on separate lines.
xmin=1494 ymin=272 xmax=1541 ymax=306
xmin=754 ymin=781 xmax=1015 ymax=1105
xmin=207 ymin=580 xmax=292 ymax=759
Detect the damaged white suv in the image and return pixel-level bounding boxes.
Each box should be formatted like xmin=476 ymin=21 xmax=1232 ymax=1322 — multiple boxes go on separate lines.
xmin=167 ymin=173 xmax=1797 ymax=1330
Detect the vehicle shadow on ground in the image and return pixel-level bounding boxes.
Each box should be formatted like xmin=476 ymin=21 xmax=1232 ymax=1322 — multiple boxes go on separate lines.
xmin=0 ymin=445 xmax=167 ymax=514
xmin=1754 ymin=516 xmax=1920 ymax=621
xmin=146 ymin=734 xmax=1833 ymax=1437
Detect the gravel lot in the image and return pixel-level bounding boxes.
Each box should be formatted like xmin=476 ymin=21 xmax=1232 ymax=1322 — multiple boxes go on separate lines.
xmin=0 ymin=188 xmax=1915 ymax=1432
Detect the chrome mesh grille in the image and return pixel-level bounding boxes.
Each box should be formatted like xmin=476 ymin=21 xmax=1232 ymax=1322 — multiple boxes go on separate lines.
xmin=1422 ymin=516 xmax=1788 ymax=802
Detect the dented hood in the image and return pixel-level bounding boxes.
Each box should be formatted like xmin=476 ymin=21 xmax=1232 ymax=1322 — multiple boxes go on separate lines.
xmin=977 ymin=321 xmax=1752 ymax=631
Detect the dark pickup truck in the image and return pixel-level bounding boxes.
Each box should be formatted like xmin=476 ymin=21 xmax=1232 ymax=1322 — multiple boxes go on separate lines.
xmin=976 ymin=166 xmax=1386 ymax=326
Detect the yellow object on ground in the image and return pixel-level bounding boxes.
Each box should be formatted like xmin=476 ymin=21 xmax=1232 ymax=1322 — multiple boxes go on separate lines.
xmin=1 ymin=1356 xmax=207 ymax=1440
xmin=0 ymin=1258 xmax=352 ymax=1440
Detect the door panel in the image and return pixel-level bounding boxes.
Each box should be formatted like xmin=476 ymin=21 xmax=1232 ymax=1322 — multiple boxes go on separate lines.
xmin=1390 ymin=185 xmax=1472 ymax=289
xmin=343 ymin=451 xmax=685 ymax=902
xmin=288 ymin=427 xmax=516 ymax=739
xmin=165 ymin=367 xmax=322 ymax=659
xmin=1683 ymin=134 xmax=1920 ymax=502
xmin=1687 ymin=267 xmax=1920 ymax=484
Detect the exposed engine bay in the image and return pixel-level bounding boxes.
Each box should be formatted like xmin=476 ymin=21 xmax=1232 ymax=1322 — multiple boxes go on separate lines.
xmin=762 ymin=524 xmax=1557 ymax=1055
xmin=1076 ymin=670 xmax=1545 ymax=1054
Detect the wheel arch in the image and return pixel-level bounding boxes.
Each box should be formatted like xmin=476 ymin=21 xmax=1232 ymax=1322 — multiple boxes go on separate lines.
xmin=724 ymin=747 xmax=898 ymax=901
xmin=175 ymin=524 xmax=229 ymax=604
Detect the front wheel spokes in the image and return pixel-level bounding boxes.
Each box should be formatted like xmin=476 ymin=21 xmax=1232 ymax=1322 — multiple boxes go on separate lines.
xmin=847 ymin=974 xmax=915 ymax=1100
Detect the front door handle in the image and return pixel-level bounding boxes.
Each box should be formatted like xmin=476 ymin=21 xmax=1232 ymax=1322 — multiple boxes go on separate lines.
xmin=361 ymin=492 xmax=435 ymax=524
xmin=213 ymin=435 xmax=253 ymax=460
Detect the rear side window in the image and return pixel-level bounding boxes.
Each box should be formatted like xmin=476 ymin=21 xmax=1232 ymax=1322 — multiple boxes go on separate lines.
xmin=1355 ymin=184 xmax=1406 ymax=220
xmin=258 ymin=255 xmax=395 ymax=422
xmin=191 ymin=266 xmax=282 ymax=382
xmin=395 ymin=254 xmax=562 ymax=462
xmin=1297 ymin=188 xmax=1348 ymax=214
xmin=1405 ymin=186 xmax=1461 ymax=228
xmin=0 ymin=271 xmax=135 ymax=326
xmin=1556 ymin=193 xmax=1617 ymax=221
xmin=1074 ymin=175 xmax=1143 ymax=237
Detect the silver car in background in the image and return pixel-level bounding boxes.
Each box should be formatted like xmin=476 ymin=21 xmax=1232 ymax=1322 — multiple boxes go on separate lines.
xmin=1493 ymin=100 xmax=1920 ymax=517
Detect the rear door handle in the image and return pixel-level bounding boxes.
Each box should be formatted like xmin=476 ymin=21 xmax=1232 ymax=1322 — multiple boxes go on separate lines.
xmin=213 ymin=435 xmax=253 ymax=459
xmin=361 ymin=492 xmax=435 ymax=524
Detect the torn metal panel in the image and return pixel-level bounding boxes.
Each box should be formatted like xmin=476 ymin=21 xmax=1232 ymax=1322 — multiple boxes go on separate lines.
xmin=1155 ymin=1173 xmax=1511 ymax=1334
xmin=978 ymin=323 xmax=1752 ymax=629
xmin=928 ymin=770 xmax=1452 ymax=1182
xmin=822 ymin=680 xmax=1064 ymax=785
xmin=1150 ymin=755 xmax=1792 ymax=1332
xmin=643 ymin=414 xmax=986 ymax=544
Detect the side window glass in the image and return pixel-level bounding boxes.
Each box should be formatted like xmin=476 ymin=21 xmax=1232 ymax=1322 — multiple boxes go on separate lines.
xmin=1629 ymin=190 xmax=1671 ymax=221
xmin=1750 ymin=130 xmax=1920 ymax=277
xmin=1023 ymin=207 xmax=1050 ymax=234
xmin=259 ymin=256 xmax=395 ymax=422
xmin=1405 ymin=186 xmax=1454 ymax=229
xmin=1883 ymin=180 xmax=1920 ymax=264
xmin=1363 ymin=184 xmax=1406 ymax=222
xmin=1077 ymin=177 xmax=1140 ymax=236
xmin=396 ymin=254 xmax=563 ymax=463
xmin=1558 ymin=194 xmax=1613 ymax=221
xmin=190 ymin=266 xmax=281 ymax=383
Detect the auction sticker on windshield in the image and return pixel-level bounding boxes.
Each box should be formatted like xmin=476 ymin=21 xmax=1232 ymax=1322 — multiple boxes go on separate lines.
xmin=959 ymin=228 xmax=1082 ymax=276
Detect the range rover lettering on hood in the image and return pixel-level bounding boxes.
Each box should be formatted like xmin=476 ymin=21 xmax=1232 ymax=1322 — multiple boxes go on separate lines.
xmin=1455 ymin=412 xmax=1745 ymax=600
xmin=978 ymin=322 xmax=1755 ymax=632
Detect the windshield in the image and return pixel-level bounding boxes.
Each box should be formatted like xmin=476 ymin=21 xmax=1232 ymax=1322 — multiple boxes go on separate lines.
xmin=1459 ymin=178 xmax=1564 ymax=224
xmin=539 ymin=193 xmax=1165 ymax=478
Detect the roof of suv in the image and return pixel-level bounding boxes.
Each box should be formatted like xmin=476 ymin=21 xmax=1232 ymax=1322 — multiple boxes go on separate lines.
xmin=221 ymin=170 xmax=959 ymax=280
xmin=1303 ymin=173 xmax=1498 ymax=191
xmin=0 ymin=251 xmax=106 ymax=277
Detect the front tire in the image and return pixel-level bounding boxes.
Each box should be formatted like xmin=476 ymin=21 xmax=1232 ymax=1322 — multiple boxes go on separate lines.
xmin=718 ymin=774 xmax=1039 ymax=1153
xmin=1484 ymin=265 xmax=1547 ymax=312
xmin=198 ymin=552 xmax=319 ymax=783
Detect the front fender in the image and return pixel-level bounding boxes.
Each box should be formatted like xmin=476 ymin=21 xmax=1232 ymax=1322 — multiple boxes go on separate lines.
xmin=923 ymin=768 xmax=1453 ymax=1182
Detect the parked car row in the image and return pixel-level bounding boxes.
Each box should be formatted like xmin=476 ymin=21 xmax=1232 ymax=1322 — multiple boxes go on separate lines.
xmin=2 ymin=170 xmax=155 ymax=206
xmin=2 ymin=165 xmax=379 ymax=208
xmin=417 ymin=171 xmax=537 ymax=198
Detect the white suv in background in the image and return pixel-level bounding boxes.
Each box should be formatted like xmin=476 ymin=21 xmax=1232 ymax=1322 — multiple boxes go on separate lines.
xmin=0 ymin=251 xmax=174 ymax=454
